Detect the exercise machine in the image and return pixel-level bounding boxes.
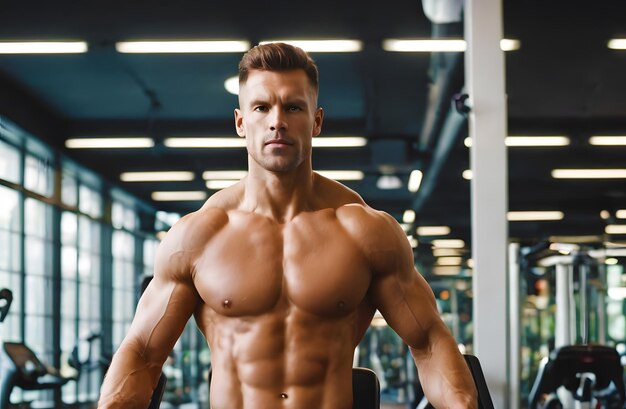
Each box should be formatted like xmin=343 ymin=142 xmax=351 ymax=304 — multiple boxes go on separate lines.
xmin=518 ymin=242 xmax=626 ymax=409
xmin=0 ymin=288 xmax=74 ymax=409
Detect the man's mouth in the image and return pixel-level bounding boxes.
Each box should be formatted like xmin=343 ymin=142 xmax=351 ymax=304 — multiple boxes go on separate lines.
xmin=265 ymin=139 xmax=293 ymax=146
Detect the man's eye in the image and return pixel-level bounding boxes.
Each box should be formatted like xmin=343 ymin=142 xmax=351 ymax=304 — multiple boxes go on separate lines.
xmin=286 ymin=106 xmax=301 ymax=112
xmin=254 ymin=106 xmax=267 ymax=112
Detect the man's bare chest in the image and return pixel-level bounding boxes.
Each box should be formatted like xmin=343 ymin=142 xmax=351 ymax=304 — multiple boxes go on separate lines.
xmin=193 ymin=211 xmax=372 ymax=317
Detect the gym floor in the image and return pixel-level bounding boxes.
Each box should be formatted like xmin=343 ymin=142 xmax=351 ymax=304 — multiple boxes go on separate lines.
xmin=381 ymin=403 xmax=405 ymax=409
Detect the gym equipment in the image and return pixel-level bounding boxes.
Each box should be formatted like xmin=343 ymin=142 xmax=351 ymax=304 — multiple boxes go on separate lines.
xmin=528 ymin=345 xmax=625 ymax=409
xmin=518 ymin=242 xmax=626 ymax=409
xmin=0 ymin=342 xmax=73 ymax=409
xmin=0 ymin=288 xmax=74 ymax=409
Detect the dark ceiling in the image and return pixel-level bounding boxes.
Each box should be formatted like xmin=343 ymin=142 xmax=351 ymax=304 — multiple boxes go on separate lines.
xmin=1 ymin=0 xmax=626 ymax=249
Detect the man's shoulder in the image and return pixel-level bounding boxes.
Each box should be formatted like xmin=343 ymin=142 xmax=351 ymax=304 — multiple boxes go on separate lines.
xmin=163 ymin=206 xmax=230 ymax=250
xmin=335 ymin=203 xmax=400 ymax=239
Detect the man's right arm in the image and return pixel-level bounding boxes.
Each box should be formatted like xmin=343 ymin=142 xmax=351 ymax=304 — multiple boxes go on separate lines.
xmin=98 ymin=214 xmax=204 ymax=408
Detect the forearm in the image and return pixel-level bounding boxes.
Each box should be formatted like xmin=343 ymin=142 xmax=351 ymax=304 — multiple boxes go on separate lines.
xmin=411 ymin=332 xmax=477 ymax=409
xmin=98 ymin=342 xmax=163 ymax=409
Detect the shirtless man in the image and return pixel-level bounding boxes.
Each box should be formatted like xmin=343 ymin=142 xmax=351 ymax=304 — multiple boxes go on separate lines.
xmin=98 ymin=42 xmax=477 ymax=409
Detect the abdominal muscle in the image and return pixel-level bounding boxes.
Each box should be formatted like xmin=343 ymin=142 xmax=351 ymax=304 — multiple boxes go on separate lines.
xmin=199 ymin=303 xmax=359 ymax=409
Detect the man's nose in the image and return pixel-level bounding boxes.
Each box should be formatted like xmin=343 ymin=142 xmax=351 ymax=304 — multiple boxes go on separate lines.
xmin=269 ymin=109 xmax=288 ymax=131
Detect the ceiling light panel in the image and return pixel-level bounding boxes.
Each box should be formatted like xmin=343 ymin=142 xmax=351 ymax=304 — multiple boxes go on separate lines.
xmin=164 ymin=137 xmax=246 ymax=148
xmin=116 ymin=40 xmax=250 ymax=53
xmin=552 ymin=169 xmax=626 ymax=179
xmin=417 ymin=226 xmax=451 ymax=236
xmin=0 ymin=41 xmax=88 ymax=54
xmin=608 ymin=39 xmax=626 ymax=50
xmin=383 ymin=38 xmax=520 ymax=52
xmin=65 ymin=138 xmax=154 ymax=149
xmin=589 ymin=136 xmax=626 ymax=146
xmin=206 ymin=180 xmax=239 ymax=190
xmin=316 ymin=170 xmax=364 ymax=180
xmin=259 ymin=39 xmax=362 ymax=52
xmin=202 ymin=170 xmax=248 ymax=180
xmin=312 ymin=137 xmax=367 ymax=147
xmin=507 ymin=211 xmax=564 ymax=221
xmin=151 ymin=191 xmax=207 ymax=201
xmin=408 ymin=170 xmax=423 ymax=192
xmin=464 ymin=136 xmax=570 ymax=147
xmin=120 ymin=171 xmax=195 ymax=182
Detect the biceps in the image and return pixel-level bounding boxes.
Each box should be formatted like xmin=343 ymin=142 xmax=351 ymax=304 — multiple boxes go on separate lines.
xmin=126 ymin=279 xmax=198 ymax=363
xmin=371 ymin=270 xmax=441 ymax=350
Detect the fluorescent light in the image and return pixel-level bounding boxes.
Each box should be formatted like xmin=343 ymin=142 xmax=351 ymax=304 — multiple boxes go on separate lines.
xmin=383 ymin=38 xmax=520 ymax=53
xmin=313 ymin=137 xmax=367 ymax=147
xmin=403 ymin=210 xmax=416 ymax=224
xmin=259 ymin=39 xmax=362 ymax=52
xmin=407 ymin=235 xmax=418 ymax=248
xmin=164 ymin=137 xmax=246 ymax=148
xmin=206 ymin=180 xmax=239 ymax=190
xmin=202 ymin=170 xmax=247 ymax=180
xmin=417 ymin=226 xmax=451 ymax=236
xmin=224 ymin=75 xmax=239 ymax=95
xmin=383 ymin=39 xmax=466 ymax=52
xmin=436 ymin=257 xmax=463 ymax=266
xmin=377 ymin=175 xmax=403 ymax=189
xmin=552 ymin=169 xmax=626 ymax=179
xmin=608 ymin=39 xmax=626 ymax=50
xmin=462 ymin=170 xmax=472 ymax=180
xmin=601 ymin=210 xmax=611 ymax=220
xmin=151 ymin=191 xmax=207 ymax=201
xmin=65 ymin=138 xmax=154 ymax=149
xmin=506 ymin=136 xmax=570 ymax=147
xmin=115 ymin=40 xmax=250 ymax=53
xmin=0 ymin=41 xmax=88 ymax=54
xmin=120 ymin=171 xmax=195 ymax=182
xmin=500 ymin=39 xmax=521 ymax=51
xmin=433 ymin=248 xmax=462 ymax=257
xmin=464 ymin=136 xmax=570 ymax=147
xmin=408 ymin=170 xmax=423 ymax=192
xmin=432 ymin=266 xmax=462 ymax=276
xmin=467 ymin=258 xmax=474 ymax=268
xmin=316 ymin=170 xmax=364 ymax=180
xmin=507 ymin=211 xmax=564 ymax=221
xmin=606 ymin=225 xmax=626 ymax=235
xmin=589 ymin=136 xmax=626 ymax=146
xmin=432 ymin=239 xmax=465 ymax=249
xmin=606 ymin=258 xmax=619 ymax=265
xmin=617 ymin=210 xmax=626 ymax=219
xmin=156 ymin=231 xmax=168 ymax=241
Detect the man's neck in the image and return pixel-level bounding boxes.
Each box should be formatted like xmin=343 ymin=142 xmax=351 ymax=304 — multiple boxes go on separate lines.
xmin=242 ymin=162 xmax=317 ymax=223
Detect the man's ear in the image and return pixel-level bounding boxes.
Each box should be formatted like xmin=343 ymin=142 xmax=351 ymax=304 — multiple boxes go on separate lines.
xmin=313 ymin=107 xmax=324 ymax=137
xmin=234 ymin=109 xmax=245 ymax=137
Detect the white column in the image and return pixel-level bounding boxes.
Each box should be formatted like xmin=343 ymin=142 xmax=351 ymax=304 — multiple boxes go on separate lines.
xmin=464 ymin=0 xmax=509 ymax=407
xmin=508 ymin=243 xmax=520 ymax=409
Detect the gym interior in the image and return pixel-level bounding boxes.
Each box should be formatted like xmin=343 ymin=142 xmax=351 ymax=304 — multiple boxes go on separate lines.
xmin=1 ymin=1 xmax=626 ymax=408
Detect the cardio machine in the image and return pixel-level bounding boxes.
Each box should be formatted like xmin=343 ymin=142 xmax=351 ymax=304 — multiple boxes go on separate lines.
xmin=0 ymin=288 xmax=74 ymax=409
xmin=529 ymin=345 xmax=625 ymax=409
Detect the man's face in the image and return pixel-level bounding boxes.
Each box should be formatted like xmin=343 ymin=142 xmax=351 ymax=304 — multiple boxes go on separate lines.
xmin=235 ymin=69 xmax=323 ymax=173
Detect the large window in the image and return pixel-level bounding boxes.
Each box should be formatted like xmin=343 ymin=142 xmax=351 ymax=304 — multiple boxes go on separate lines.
xmin=0 ymin=116 xmax=170 ymax=407
xmin=0 ymin=184 xmax=21 ymax=341
xmin=111 ymin=201 xmax=140 ymax=347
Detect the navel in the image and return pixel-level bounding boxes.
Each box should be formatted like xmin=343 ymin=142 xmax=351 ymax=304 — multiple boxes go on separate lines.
xmin=280 ymin=393 xmax=288 ymax=399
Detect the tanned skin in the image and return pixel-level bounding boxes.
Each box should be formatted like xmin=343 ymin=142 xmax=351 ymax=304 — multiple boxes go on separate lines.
xmin=98 ymin=68 xmax=477 ymax=409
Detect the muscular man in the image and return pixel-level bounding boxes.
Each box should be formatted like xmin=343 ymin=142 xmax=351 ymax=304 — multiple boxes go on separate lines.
xmin=98 ymin=43 xmax=477 ymax=409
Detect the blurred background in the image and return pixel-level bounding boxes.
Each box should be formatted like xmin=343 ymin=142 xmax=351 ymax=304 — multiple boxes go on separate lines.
xmin=1 ymin=0 xmax=626 ymax=407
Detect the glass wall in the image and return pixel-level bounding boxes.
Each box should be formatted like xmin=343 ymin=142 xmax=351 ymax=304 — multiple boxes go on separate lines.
xmin=0 ymin=116 xmax=170 ymax=408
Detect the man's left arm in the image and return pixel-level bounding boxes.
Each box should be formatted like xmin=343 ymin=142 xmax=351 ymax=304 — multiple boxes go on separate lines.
xmin=366 ymin=212 xmax=477 ymax=409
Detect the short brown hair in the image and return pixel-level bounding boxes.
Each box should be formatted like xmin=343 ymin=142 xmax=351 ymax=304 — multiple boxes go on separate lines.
xmin=238 ymin=43 xmax=319 ymax=93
